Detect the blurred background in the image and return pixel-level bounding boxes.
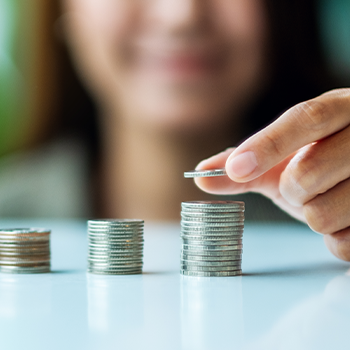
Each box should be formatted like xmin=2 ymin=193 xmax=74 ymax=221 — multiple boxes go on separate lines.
xmin=0 ymin=0 xmax=349 ymax=219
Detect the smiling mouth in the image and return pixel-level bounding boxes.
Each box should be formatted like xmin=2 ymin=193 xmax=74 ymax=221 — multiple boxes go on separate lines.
xmin=130 ymin=41 xmax=228 ymax=81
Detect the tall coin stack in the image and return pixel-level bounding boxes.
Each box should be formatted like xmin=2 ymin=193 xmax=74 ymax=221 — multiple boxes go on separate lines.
xmin=87 ymin=219 xmax=144 ymax=275
xmin=0 ymin=228 xmax=51 ymax=274
xmin=180 ymin=201 xmax=245 ymax=277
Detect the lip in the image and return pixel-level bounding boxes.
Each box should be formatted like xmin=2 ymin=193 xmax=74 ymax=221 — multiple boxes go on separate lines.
xmin=132 ymin=43 xmax=227 ymax=81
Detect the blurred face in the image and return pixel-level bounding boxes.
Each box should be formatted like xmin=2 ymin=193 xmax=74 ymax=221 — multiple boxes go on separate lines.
xmin=63 ymin=0 xmax=269 ymax=133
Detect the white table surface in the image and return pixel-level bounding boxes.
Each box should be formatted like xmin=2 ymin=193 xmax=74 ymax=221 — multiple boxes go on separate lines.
xmin=0 ymin=219 xmax=349 ymax=350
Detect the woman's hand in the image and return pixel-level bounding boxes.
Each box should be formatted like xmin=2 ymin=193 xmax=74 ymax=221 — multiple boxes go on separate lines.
xmin=194 ymin=88 xmax=350 ymax=261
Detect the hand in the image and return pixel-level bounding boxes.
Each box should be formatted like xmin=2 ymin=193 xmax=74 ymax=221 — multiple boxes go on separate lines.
xmin=194 ymin=88 xmax=350 ymax=261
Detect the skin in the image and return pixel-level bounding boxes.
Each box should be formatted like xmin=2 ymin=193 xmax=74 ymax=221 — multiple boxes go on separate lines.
xmin=62 ymin=1 xmax=350 ymax=261
xmin=195 ymin=88 xmax=350 ymax=261
xmin=62 ymin=0 xmax=269 ymax=219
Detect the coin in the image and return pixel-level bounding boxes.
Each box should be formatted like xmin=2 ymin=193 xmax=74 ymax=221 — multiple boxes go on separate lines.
xmin=181 ymin=264 xmax=242 ymax=272
xmin=87 ymin=268 xmax=142 ymax=275
xmin=0 ymin=228 xmax=51 ymax=274
xmin=181 ymin=249 xmax=243 ymax=257
xmin=87 ymin=219 xmax=144 ymax=275
xmin=182 ymin=244 xmax=243 ymax=251
xmin=184 ymin=168 xmax=227 ymax=178
xmin=180 ymin=234 xmax=243 ymax=240
xmin=182 ymin=238 xmax=243 ymax=246
xmin=180 ymin=270 xmax=242 ymax=277
xmin=182 ymin=200 xmax=244 ymax=210
xmin=0 ymin=266 xmax=51 ymax=274
xmin=181 ymin=253 xmax=242 ymax=261
xmin=180 ymin=259 xmax=241 ymax=267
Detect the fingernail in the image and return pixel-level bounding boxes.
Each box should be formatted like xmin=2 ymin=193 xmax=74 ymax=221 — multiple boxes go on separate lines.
xmin=227 ymin=151 xmax=258 ymax=178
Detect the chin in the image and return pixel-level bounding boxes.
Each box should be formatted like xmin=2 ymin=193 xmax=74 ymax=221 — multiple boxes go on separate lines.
xmin=138 ymin=102 xmax=229 ymax=135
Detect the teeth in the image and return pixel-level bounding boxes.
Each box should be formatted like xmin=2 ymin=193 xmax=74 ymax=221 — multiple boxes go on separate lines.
xmin=180 ymin=201 xmax=244 ymax=277
xmin=87 ymin=219 xmax=144 ymax=275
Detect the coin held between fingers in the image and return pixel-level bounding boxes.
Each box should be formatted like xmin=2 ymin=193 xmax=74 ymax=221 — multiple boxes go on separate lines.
xmin=184 ymin=168 xmax=227 ymax=178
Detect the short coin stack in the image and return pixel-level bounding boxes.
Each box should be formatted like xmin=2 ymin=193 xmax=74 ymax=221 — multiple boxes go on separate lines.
xmin=180 ymin=201 xmax=244 ymax=277
xmin=0 ymin=228 xmax=51 ymax=274
xmin=87 ymin=219 xmax=144 ymax=275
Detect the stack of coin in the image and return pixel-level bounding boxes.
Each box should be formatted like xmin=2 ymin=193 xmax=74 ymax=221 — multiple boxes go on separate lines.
xmin=87 ymin=219 xmax=144 ymax=275
xmin=0 ymin=228 xmax=51 ymax=274
xmin=180 ymin=201 xmax=244 ymax=277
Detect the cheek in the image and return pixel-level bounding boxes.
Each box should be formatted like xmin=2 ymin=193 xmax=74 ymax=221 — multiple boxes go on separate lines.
xmin=213 ymin=0 xmax=267 ymax=44
xmin=63 ymin=0 xmax=138 ymax=100
xmin=65 ymin=0 xmax=134 ymax=40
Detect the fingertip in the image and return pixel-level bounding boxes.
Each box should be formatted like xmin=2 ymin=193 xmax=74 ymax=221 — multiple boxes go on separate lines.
xmin=225 ymin=150 xmax=258 ymax=182
xmin=324 ymin=230 xmax=350 ymax=262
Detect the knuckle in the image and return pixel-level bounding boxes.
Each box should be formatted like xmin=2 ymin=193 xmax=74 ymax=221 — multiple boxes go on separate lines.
xmin=303 ymin=197 xmax=335 ymax=234
xmin=293 ymin=99 xmax=331 ymax=133
xmin=280 ymin=150 xmax=319 ymax=206
xmin=262 ymin=128 xmax=287 ymax=158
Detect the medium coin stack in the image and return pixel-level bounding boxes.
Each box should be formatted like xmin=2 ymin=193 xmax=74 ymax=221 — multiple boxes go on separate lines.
xmin=0 ymin=228 xmax=51 ymax=274
xmin=88 ymin=219 xmax=144 ymax=275
xmin=180 ymin=201 xmax=245 ymax=277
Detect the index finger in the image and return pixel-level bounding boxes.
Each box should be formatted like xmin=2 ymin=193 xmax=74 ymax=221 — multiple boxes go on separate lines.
xmin=226 ymin=88 xmax=350 ymax=182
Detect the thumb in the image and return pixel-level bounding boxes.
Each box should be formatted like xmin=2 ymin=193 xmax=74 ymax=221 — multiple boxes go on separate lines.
xmin=194 ymin=148 xmax=293 ymax=199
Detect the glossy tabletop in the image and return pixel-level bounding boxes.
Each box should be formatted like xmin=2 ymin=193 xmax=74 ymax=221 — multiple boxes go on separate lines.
xmin=0 ymin=219 xmax=349 ymax=350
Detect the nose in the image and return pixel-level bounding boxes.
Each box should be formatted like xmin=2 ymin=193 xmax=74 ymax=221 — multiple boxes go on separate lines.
xmin=149 ymin=0 xmax=207 ymax=36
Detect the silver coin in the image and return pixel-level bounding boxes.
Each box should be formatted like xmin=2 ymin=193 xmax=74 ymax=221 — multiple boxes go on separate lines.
xmin=88 ymin=225 xmax=144 ymax=231
xmin=0 ymin=266 xmax=51 ymax=274
xmin=181 ymin=213 xmax=244 ymax=222
xmin=181 ymin=211 xmax=244 ymax=217
xmin=181 ymin=259 xmax=241 ymax=267
xmin=88 ymin=257 xmax=143 ymax=263
xmin=0 ymin=252 xmax=50 ymax=257
xmin=88 ymin=247 xmax=143 ymax=253
xmin=180 ymin=269 xmax=242 ymax=277
xmin=181 ymin=220 xmax=245 ymax=226
xmin=87 ymin=247 xmax=143 ymax=253
xmin=88 ymin=252 xmax=143 ymax=258
xmin=88 ymin=238 xmax=143 ymax=244
xmin=182 ymin=244 xmax=243 ymax=251
xmin=88 ymin=240 xmax=144 ymax=246
xmin=88 ymin=266 xmax=143 ymax=272
xmin=180 ymin=234 xmax=243 ymax=240
xmin=182 ymin=200 xmax=244 ymax=210
xmin=0 ymin=246 xmax=50 ymax=252
xmin=181 ymin=221 xmax=244 ymax=228
xmin=181 ymin=209 xmax=244 ymax=214
xmin=88 ymin=220 xmax=144 ymax=227
xmin=88 ymin=229 xmax=143 ymax=234
xmin=181 ymin=219 xmax=244 ymax=225
xmin=0 ymin=256 xmax=50 ymax=262
xmin=184 ymin=168 xmax=227 ymax=178
xmin=88 ymin=242 xmax=143 ymax=248
xmin=181 ymin=253 xmax=242 ymax=261
xmin=182 ymin=239 xmax=243 ymax=246
xmin=0 ymin=236 xmax=50 ymax=242
xmin=88 ymin=236 xmax=143 ymax=242
xmin=182 ymin=211 xmax=244 ymax=216
xmin=0 ymin=228 xmax=50 ymax=235
xmin=181 ymin=224 xmax=244 ymax=230
xmin=88 ymin=260 xmax=143 ymax=269
xmin=181 ymin=263 xmax=241 ymax=272
xmin=88 ymin=269 xmax=143 ymax=275
xmin=181 ymin=249 xmax=242 ymax=257
xmin=88 ymin=231 xmax=143 ymax=237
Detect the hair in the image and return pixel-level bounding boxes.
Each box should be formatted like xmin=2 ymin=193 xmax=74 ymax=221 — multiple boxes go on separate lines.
xmin=54 ymin=0 xmax=339 ymax=152
xmin=244 ymin=0 xmax=338 ymax=135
